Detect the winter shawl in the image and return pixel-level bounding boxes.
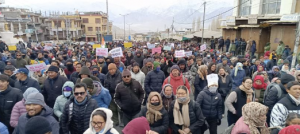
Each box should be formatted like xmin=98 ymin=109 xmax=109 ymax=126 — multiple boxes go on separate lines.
xmin=234 ymin=62 xmax=243 ymax=76
xmin=253 ymin=75 xmax=267 ymax=90
xmin=218 ymin=71 xmax=228 ymax=83
xmin=161 ymin=84 xmax=174 ymax=98
xmin=197 ymin=65 xmax=208 ymax=80
xmin=173 ymin=86 xmax=190 ymax=131
xmin=146 ymin=92 xmax=163 ymax=124
xmin=242 ymin=102 xmax=269 ymax=134
xmin=239 ymin=85 xmax=254 ymax=104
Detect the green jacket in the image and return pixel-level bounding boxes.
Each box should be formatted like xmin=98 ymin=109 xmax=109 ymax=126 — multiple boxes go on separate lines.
xmin=229 ymin=43 xmax=236 ymax=51
xmin=15 ymin=58 xmax=27 ymax=68
xmin=276 ymin=43 xmax=284 ymax=55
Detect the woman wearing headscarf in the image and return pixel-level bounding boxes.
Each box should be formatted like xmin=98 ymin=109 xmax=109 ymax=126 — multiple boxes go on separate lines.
xmin=160 ymin=84 xmax=176 ymax=112
xmin=280 ymin=65 xmax=290 ymax=75
xmin=231 ymin=102 xmax=269 ymax=134
xmin=194 ymin=65 xmax=208 ymax=101
xmin=84 ymin=108 xmax=119 ymax=134
xmin=218 ymin=67 xmax=232 ymax=114
xmin=252 ymin=64 xmax=265 ymax=80
xmin=169 ymin=86 xmax=205 ymax=134
xmin=137 ymin=92 xmax=169 ymax=134
xmin=268 ymin=66 xmax=281 ymax=81
xmin=253 ymin=75 xmax=267 ymax=103
xmin=207 ymin=63 xmax=217 ymax=75
xmin=225 ymin=77 xmax=255 ymax=126
xmin=230 ymin=62 xmax=246 ymax=90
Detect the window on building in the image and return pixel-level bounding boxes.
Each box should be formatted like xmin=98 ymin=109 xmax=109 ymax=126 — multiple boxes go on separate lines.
xmin=54 ymin=21 xmax=62 ymax=27
xmin=262 ymin=0 xmax=281 ymax=14
xmin=83 ymin=18 xmax=89 ymax=23
xmin=95 ymin=18 xmax=101 ymax=23
xmin=95 ymin=27 xmax=101 ymax=31
xmin=239 ymin=0 xmax=252 ymax=16
xmin=88 ymin=27 xmax=93 ymax=31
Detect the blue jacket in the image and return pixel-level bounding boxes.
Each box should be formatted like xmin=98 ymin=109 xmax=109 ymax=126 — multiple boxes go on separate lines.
xmin=14 ymin=77 xmax=41 ymax=93
xmin=251 ymin=43 xmax=256 ymax=52
xmin=91 ymin=82 xmax=111 ymax=108
xmin=230 ymin=69 xmax=246 ymax=90
xmin=144 ymin=70 xmax=165 ymax=94
xmin=196 ymin=87 xmax=223 ymax=120
xmin=0 ymin=122 xmax=8 ymax=134
xmin=225 ymin=39 xmax=230 ymax=46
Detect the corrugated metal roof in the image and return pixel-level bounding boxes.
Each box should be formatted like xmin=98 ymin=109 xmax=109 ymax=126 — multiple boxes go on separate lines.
xmin=262 ymin=20 xmax=297 ymax=24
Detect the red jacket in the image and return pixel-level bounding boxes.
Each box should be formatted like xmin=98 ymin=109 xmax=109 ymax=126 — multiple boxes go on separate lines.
xmin=162 ymin=73 xmax=190 ymax=95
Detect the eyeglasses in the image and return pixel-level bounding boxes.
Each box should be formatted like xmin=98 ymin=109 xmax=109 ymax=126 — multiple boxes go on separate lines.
xmin=123 ymin=75 xmax=130 ymax=78
xmin=74 ymin=92 xmax=85 ymax=96
xmin=91 ymin=121 xmax=104 ymax=127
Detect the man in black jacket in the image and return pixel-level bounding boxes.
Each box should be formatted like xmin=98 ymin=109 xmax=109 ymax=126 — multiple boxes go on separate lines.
xmin=70 ymin=63 xmax=82 ymax=84
xmin=14 ymin=68 xmax=41 ymax=93
xmin=114 ymin=69 xmax=145 ymax=126
xmin=0 ymin=74 xmax=23 ymax=133
xmin=61 ymin=83 xmax=98 ymax=134
xmin=4 ymin=65 xmax=16 ymax=87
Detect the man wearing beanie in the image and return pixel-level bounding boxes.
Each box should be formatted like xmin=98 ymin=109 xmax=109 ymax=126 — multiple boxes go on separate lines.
xmin=216 ymin=57 xmax=231 ymax=73
xmin=141 ymin=59 xmax=153 ymax=75
xmin=104 ymin=63 xmax=122 ymax=126
xmin=25 ymin=116 xmax=52 ymax=134
xmin=0 ymin=74 xmax=23 ymax=133
xmin=162 ymin=65 xmax=190 ymax=94
xmin=81 ymin=78 xmax=111 ymax=108
xmin=130 ymin=62 xmax=145 ymax=89
xmin=115 ymin=69 xmax=145 ymax=126
xmin=271 ymin=81 xmax=300 ymax=127
xmin=14 ymin=92 xmax=59 ymax=134
xmin=264 ymin=73 xmax=295 ymax=125
xmin=42 ymin=65 xmax=68 ymax=108
xmin=14 ymin=68 xmax=41 ymax=93
xmin=145 ymin=61 xmax=165 ymax=95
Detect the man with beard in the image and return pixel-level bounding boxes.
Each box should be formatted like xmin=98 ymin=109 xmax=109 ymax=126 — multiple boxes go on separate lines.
xmin=21 ymin=49 xmax=31 ymax=65
xmin=64 ymin=60 xmax=76 ymax=79
xmin=15 ymin=52 xmax=28 ymax=68
xmin=134 ymin=51 xmax=144 ymax=68
xmin=35 ymin=51 xmax=50 ymax=65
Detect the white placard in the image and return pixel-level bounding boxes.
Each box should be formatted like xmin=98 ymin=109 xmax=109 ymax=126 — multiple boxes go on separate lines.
xmin=109 ymin=47 xmax=123 ymax=58
xmin=25 ymin=63 xmax=47 ymax=72
xmin=185 ymin=51 xmax=193 ymax=57
xmin=96 ymin=48 xmax=108 ymax=57
xmin=207 ymin=74 xmax=219 ymax=86
xmin=175 ymin=50 xmax=185 ymax=58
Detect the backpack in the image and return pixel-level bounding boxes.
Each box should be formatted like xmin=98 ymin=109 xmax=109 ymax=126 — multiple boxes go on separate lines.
xmin=221 ymin=123 xmax=235 ymax=134
xmin=167 ymin=75 xmax=186 ymax=85
xmin=263 ymin=83 xmax=282 ymax=103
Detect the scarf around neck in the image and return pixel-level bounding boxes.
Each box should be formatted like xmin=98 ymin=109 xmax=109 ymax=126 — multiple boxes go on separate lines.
xmin=173 ymin=94 xmax=191 ymax=130
xmin=239 ymin=85 xmax=253 ymax=103
xmin=146 ymin=92 xmax=163 ymax=124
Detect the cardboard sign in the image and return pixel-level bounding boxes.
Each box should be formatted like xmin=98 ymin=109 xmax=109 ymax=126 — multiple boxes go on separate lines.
xmin=109 ymin=47 xmax=123 ymax=58
xmin=163 ymin=46 xmax=171 ymax=51
xmin=152 ymin=47 xmax=161 ymax=54
xmin=8 ymin=46 xmax=16 ymax=51
xmin=96 ymin=48 xmax=108 ymax=57
xmin=200 ymin=45 xmax=206 ymax=51
xmin=147 ymin=44 xmax=155 ymax=49
xmin=207 ymin=74 xmax=219 ymax=86
xmin=124 ymin=42 xmax=133 ymax=48
xmin=25 ymin=63 xmax=47 ymax=72
xmin=175 ymin=50 xmax=185 ymax=57
xmin=93 ymin=44 xmax=101 ymax=49
xmin=185 ymin=51 xmax=193 ymax=57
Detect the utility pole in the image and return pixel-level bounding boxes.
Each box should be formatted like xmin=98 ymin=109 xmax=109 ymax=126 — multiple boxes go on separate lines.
xmin=201 ymin=1 xmax=206 ymax=45
xmin=56 ymin=15 xmax=59 ymax=42
xmin=292 ymin=14 xmax=300 ymax=68
xmin=106 ymin=0 xmax=109 ymax=35
xmin=127 ymin=23 xmax=132 ymax=40
xmin=119 ymin=14 xmax=128 ymax=41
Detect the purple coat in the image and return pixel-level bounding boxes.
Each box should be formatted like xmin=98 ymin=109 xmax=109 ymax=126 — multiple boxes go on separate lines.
xmin=10 ymin=99 xmax=27 ymax=127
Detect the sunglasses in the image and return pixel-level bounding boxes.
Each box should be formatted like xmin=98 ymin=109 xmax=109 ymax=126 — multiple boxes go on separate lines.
xmin=123 ymin=75 xmax=130 ymax=78
xmin=74 ymin=92 xmax=85 ymax=96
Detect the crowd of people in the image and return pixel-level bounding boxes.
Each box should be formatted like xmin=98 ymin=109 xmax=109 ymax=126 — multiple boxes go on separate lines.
xmin=0 ymin=39 xmax=300 ymax=134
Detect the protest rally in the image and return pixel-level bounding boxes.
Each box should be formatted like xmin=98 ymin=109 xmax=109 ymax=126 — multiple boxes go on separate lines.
xmin=1 ymin=0 xmax=300 ymax=134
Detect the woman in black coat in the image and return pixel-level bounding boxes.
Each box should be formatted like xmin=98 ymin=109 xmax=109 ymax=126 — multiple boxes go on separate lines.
xmin=194 ymin=65 xmax=208 ymax=101
xmin=218 ymin=67 xmax=232 ymax=114
xmin=138 ymin=92 xmax=169 ymax=134
xmin=169 ymin=86 xmax=206 ymax=134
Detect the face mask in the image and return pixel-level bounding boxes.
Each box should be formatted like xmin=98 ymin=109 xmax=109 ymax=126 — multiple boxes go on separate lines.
xmin=44 ymin=55 xmax=48 ymax=58
xmin=72 ymin=59 xmax=76 ymax=62
xmin=151 ymin=102 xmax=160 ymax=106
xmin=177 ymin=97 xmax=187 ymax=103
xmin=156 ymin=67 xmax=161 ymax=71
xmin=63 ymin=92 xmax=71 ymax=97
xmin=92 ymin=71 xmax=98 ymax=75
xmin=207 ymin=55 xmax=210 ymax=58
xmin=63 ymin=57 xmax=68 ymax=60
xmin=209 ymin=87 xmax=218 ymax=93
xmin=148 ymin=66 xmax=152 ymax=69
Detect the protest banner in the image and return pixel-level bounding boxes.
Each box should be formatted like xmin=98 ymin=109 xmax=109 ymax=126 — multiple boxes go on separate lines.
xmin=175 ymin=50 xmax=185 ymax=57
xmin=96 ymin=48 xmax=108 ymax=57
xmin=147 ymin=44 xmax=155 ymax=49
xmin=8 ymin=46 xmax=16 ymax=51
xmin=124 ymin=42 xmax=132 ymax=48
xmin=200 ymin=45 xmax=206 ymax=51
xmin=152 ymin=47 xmax=161 ymax=54
xmin=25 ymin=63 xmax=47 ymax=72
xmin=163 ymin=46 xmax=171 ymax=51
xmin=93 ymin=44 xmax=101 ymax=49
xmin=109 ymin=47 xmax=123 ymax=58
xmin=185 ymin=51 xmax=193 ymax=57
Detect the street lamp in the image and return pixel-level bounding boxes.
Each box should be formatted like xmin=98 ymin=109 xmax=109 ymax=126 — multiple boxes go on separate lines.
xmin=119 ymin=14 xmax=129 ymax=41
xmin=127 ymin=23 xmax=133 ymax=41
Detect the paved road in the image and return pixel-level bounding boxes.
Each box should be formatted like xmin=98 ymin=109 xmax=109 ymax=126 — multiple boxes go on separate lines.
xmin=114 ymin=93 xmax=230 ymax=134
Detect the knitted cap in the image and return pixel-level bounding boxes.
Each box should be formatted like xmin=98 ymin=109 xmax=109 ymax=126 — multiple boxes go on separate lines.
xmin=122 ymin=69 xmax=131 ymax=77
xmin=25 ymin=116 xmax=52 ymax=134
xmin=170 ymin=65 xmax=180 ymax=72
xmin=25 ymin=92 xmax=47 ymax=108
xmin=47 ymin=66 xmax=59 ymax=73
xmin=281 ymin=73 xmax=295 ymax=85
xmin=81 ymin=78 xmax=94 ymax=90
xmin=108 ymin=63 xmax=117 ymax=70
xmin=153 ymin=61 xmax=160 ymax=70
xmin=132 ymin=62 xmax=139 ymax=67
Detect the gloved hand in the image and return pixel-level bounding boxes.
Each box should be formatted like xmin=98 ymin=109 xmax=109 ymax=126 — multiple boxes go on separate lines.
xmin=217 ymin=119 xmax=221 ymax=126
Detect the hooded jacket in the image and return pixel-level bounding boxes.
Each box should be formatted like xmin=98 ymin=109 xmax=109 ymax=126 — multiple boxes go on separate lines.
xmin=144 ymin=70 xmax=165 ymax=94
xmin=83 ymin=108 xmax=119 ymax=134
xmin=10 ymin=87 xmax=39 ymax=127
xmin=91 ymin=81 xmax=111 ymax=108
xmin=53 ymin=81 xmax=74 ymax=120
xmin=13 ymin=106 xmax=60 ymax=134
xmin=104 ymin=70 xmax=122 ymax=95
xmin=268 ymin=66 xmax=281 ymax=81
xmin=230 ymin=68 xmax=246 ymax=90
xmin=133 ymin=51 xmax=144 ymax=68
xmin=267 ymin=59 xmax=277 ymax=71
xmin=76 ymin=66 xmax=100 ymax=83
xmin=130 ymin=69 xmax=146 ymax=89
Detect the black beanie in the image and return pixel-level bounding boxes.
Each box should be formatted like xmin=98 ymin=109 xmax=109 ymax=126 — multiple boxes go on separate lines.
xmin=47 ymin=66 xmax=59 ymax=73
xmin=25 ymin=116 xmax=52 ymax=134
xmin=281 ymin=73 xmax=295 ymax=85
